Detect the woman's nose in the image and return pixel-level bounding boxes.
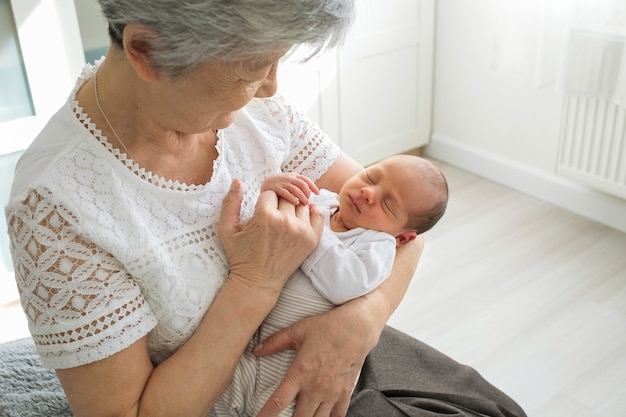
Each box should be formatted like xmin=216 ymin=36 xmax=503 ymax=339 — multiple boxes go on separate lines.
xmin=254 ymin=65 xmax=279 ymax=98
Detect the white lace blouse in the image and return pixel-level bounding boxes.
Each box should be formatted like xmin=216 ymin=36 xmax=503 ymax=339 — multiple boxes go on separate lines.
xmin=5 ymin=62 xmax=340 ymax=369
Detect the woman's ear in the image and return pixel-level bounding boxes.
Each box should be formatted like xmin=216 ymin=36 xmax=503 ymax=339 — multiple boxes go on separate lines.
xmin=122 ymin=23 xmax=160 ymax=82
xmin=395 ymin=231 xmax=417 ymax=246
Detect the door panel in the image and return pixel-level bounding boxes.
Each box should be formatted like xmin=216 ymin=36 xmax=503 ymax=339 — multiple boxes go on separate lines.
xmin=338 ymin=0 xmax=435 ymax=165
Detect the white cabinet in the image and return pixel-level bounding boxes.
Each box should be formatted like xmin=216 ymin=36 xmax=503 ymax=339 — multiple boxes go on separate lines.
xmin=278 ymin=0 xmax=435 ymax=166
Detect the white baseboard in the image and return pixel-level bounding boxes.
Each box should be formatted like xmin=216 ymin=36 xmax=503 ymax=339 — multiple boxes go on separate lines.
xmin=426 ymin=133 xmax=626 ymax=233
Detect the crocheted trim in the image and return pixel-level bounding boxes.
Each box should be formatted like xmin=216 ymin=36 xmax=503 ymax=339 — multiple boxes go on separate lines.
xmin=71 ymin=60 xmax=207 ymax=192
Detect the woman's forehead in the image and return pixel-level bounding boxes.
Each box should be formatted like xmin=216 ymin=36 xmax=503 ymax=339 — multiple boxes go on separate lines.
xmin=242 ymin=47 xmax=293 ymax=70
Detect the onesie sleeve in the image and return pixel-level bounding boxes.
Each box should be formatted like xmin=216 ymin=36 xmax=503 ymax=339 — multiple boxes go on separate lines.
xmin=300 ymin=229 xmax=396 ymax=305
xmin=6 ymin=188 xmax=158 ymax=369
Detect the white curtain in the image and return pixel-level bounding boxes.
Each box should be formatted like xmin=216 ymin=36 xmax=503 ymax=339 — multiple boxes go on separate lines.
xmin=491 ymin=0 xmax=626 ymax=108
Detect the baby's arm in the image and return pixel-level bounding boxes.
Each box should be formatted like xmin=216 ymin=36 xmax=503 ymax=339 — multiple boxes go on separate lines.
xmin=261 ymin=173 xmax=320 ymax=205
xmin=302 ymin=229 xmax=397 ymax=304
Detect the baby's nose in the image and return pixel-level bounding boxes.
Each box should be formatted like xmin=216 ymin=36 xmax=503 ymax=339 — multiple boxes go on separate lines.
xmin=361 ymin=187 xmax=376 ymax=203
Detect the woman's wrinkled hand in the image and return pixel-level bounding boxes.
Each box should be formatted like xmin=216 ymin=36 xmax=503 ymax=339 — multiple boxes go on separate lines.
xmin=218 ymin=179 xmax=324 ymax=293
xmin=253 ymin=304 xmax=380 ymax=417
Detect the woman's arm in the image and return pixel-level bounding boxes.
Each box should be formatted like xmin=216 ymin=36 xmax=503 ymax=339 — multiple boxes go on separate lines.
xmin=255 ymin=238 xmax=423 ymax=417
xmin=56 ymin=180 xmax=325 ymax=417
xmin=314 ymin=152 xmax=364 ymax=192
xmin=56 ymin=274 xmax=279 ymax=417
xmin=254 ymin=152 xmax=424 ymax=417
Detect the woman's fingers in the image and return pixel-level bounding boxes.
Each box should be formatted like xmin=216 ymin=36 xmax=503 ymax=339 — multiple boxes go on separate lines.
xmin=256 ymin=186 xmax=280 ymax=213
xmin=297 ymin=202 xmax=323 ymax=236
xmin=276 ymin=191 xmax=297 ymax=213
xmin=254 ymin=311 xmax=360 ymax=417
xmin=218 ymin=179 xmax=244 ymax=236
xmin=219 ymin=184 xmax=323 ymax=292
xmin=274 ymin=193 xmax=324 ymax=235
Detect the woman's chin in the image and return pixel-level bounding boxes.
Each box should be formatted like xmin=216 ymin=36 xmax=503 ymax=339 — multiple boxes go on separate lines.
xmin=212 ymin=112 xmax=239 ymax=130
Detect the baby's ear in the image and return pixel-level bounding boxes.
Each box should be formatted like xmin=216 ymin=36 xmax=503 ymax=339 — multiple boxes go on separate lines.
xmin=395 ymin=231 xmax=417 ymax=246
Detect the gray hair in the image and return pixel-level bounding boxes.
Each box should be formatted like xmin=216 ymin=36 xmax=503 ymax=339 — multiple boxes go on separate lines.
xmin=97 ymin=0 xmax=354 ymax=79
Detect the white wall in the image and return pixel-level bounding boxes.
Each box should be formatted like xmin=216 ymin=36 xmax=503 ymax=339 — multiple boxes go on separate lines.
xmin=74 ymin=0 xmax=108 ymax=51
xmin=68 ymin=0 xmax=626 ymax=232
xmin=427 ymin=0 xmax=626 ymax=232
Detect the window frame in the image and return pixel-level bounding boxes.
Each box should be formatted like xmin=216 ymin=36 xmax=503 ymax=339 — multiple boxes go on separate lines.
xmin=0 ymin=0 xmax=85 ymax=155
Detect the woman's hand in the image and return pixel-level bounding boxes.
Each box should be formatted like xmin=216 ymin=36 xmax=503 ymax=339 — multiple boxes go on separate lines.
xmin=253 ymin=303 xmax=379 ymax=417
xmin=253 ymin=236 xmax=424 ymax=417
xmin=218 ymin=179 xmax=324 ymax=293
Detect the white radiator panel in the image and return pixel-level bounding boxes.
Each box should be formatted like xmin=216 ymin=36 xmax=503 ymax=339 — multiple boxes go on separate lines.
xmin=557 ymin=96 xmax=626 ymax=200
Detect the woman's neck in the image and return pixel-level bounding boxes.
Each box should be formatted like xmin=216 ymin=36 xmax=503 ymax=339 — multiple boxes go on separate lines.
xmin=78 ymin=58 xmax=221 ymax=186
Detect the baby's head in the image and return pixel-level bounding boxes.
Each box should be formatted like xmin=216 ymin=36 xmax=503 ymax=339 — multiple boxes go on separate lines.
xmin=337 ymin=155 xmax=448 ymax=246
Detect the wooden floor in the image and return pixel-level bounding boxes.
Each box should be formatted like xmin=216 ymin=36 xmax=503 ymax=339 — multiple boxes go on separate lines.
xmin=1 ymin=159 xmax=625 ymax=416
xmin=388 ymin=159 xmax=626 ymax=417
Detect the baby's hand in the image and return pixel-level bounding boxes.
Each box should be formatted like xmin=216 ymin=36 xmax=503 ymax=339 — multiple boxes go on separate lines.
xmin=262 ymin=173 xmax=320 ymax=205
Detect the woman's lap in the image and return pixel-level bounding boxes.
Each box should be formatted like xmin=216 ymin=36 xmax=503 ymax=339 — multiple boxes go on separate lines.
xmin=0 ymin=327 xmax=526 ymax=417
xmin=348 ymin=326 xmax=527 ymax=417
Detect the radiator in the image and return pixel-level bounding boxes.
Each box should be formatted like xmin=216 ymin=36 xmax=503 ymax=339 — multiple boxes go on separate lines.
xmin=557 ymin=95 xmax=626 ymax=199
xmin=556 ymin=28 xmax=626 ymax=200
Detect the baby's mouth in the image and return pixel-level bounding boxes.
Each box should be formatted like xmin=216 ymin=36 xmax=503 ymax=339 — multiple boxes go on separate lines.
xmin=349 ymin=195 xmax=361 ymax=214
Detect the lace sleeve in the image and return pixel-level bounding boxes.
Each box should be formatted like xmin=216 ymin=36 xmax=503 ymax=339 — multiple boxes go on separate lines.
xmin=271 ymin=94 xmax=341 ymax=180
xmin=6 ymin=188 xmax=157 ymax=369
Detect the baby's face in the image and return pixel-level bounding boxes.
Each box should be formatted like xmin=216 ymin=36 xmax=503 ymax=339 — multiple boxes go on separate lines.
xmin=337 ymin=156 xmax=428 ymax=236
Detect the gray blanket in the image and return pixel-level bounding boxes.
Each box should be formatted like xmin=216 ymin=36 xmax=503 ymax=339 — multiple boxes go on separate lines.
xmin=0 ymin=338 xmax=72 ymax=417
xmin=0 ymin=329 xmax=527 ymax=417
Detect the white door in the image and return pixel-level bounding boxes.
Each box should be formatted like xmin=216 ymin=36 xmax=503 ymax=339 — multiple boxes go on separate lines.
xmin=277 ymin=51 xmax=341 ymax=141
xmin=338 ymin=0 xmax=435 ymax=166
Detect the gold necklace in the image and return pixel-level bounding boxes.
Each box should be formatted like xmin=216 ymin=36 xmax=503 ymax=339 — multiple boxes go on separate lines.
xmin=93 ymin=68 xmax=136 ymax=162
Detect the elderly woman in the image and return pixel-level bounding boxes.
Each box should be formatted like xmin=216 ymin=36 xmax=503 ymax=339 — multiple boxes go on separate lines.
xmin=5 ymin=1 xmax=526 ymax=417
